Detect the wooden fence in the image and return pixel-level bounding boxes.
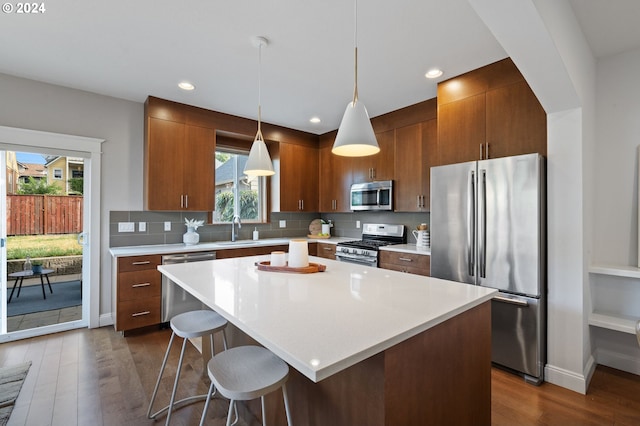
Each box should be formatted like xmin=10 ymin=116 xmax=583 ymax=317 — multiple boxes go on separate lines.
xmin=7 ymin=195 xmax=83 ymax=236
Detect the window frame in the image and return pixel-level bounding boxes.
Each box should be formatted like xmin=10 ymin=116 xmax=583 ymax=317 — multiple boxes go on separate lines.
xmin=53 ymin=168 xmax=63 ymax=180
xmin=214 ymin=146 xmax=268 ymax=224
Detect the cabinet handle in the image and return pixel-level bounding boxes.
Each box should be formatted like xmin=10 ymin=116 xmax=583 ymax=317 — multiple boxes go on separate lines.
xmin=398 ymin=257 xmax=413 ymax=262
xmin=480 ymin=143 xmax=483 ymax=160
xmin=323 ymin=247 xmax=332 ymax=251
xmin=132 ymin=283 xmax=151 ymax=288
xmin=131 ymin=261 xmax=151 ymax=265
xmin=417 ymin=195 xmax=421 ymax=209
xmin=185 ymin=194 xmax=188 ymax=209
xmin=301 ymin=199 xmax=304 ymax=210
xmin=486 ymin=143 xmax=490 ymax=159
xmin=180 ymin=195 xmax=184 ymax=208
xmin=131 ymin=311 xmax=151 ymax=317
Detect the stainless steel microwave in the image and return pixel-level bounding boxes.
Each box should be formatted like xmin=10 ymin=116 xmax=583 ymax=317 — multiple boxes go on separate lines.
xmin=350 ymin=180 xmax=393 ymax=211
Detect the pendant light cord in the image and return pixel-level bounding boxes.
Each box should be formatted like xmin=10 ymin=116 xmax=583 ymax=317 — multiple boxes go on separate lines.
xmin=257 ymin=41 xmax=264 ymax=140
xmin=353 ymin=0 xmax=359 ymax=104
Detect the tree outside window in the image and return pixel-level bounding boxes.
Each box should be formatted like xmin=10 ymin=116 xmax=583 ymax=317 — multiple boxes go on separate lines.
xmin=214 ymin=151 xmax=263 ymax=222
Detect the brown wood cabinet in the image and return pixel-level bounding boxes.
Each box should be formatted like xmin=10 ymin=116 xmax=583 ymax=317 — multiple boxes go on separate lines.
xmin=379 ymin=251 xmax=430 ymax=276
xmin=273 ymin=142 xmax=319 ymax=212
xmin=436 ymin=58 xmax=546 ymax=166
xmin=315 ymin=242 xmax=336 ymax=260
xmin=215 ymin=244 xmax=289 ymax=259
xmin=351 ymin=129 xmax=395 ymax=183
xmin=145 ymin=118 xmax=215 ymax=211
xmin=115 ymin=255 xmax=162 ymax=332
xmin=394 ymin=119 xmax=437 ymax=211
xmin=319 ymin=134 xmax=352 ymax=212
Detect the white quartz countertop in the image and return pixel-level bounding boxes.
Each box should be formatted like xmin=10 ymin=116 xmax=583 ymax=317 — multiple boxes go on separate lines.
xmin=158 ymin=255 xmax=495 ymax=382
xmin=381 ymin=244 xmax=431 ymax=255
xmin=109 ymin=237 xmax=352 ymax=257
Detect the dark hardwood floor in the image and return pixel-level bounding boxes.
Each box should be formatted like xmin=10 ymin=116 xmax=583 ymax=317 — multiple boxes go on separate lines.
xmin=1 ymin=327 xmax=639 ymax=425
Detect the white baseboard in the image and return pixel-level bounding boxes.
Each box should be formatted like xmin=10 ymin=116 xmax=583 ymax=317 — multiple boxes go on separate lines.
xmin=595 ymin=347 xmax=640 ymax=375
xmin=98 ymin=313 xmax=114 ymax=328
xmin=544 ymin=356 xmax=595 ymax=395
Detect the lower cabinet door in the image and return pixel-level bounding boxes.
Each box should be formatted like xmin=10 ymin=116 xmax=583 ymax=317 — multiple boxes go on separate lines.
xmin=116 ymin=296 xmax=161 ymax=331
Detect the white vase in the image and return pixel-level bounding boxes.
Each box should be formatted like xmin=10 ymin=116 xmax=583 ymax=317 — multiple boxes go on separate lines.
xmin=183 ymin=227 xmax=200 ymax=245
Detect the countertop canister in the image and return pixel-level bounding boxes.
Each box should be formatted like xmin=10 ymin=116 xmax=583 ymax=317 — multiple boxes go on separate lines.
xmin=288 ymin=239 xmax=309 ymax=268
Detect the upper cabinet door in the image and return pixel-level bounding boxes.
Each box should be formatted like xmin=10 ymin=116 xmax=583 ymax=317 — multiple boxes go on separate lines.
xmin=486 ymin=81 xmax=547 ymax=158
xmin=145 ymin=117 xmax=186 ymax=210
xmin=319 ymin=144 xmax=352 ymax=212
xmin=278 ymin=142 xmax=319 ymax=212
xmin=394 ymin=119 xmax=436 ymax=212
xmin=351 ymin=129 xmax=395 ymax=183
xmin=436 ymin=58 xmax=546 ymax=166
xmin=436 ymin=94 xmax=486 ymax=166
xmin=145 ymin=118 xmax=215 ymax=211
xmin=183 ymin=125 xmax=215 ymax=211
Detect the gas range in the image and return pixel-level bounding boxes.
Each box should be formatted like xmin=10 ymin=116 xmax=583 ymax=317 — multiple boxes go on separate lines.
xmin=335 ymin=223 xmax=406 ymax=267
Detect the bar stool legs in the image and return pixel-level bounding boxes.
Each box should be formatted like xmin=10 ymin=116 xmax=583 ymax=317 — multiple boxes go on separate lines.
xmin=147 ymin=310 xmax=228 ymax=425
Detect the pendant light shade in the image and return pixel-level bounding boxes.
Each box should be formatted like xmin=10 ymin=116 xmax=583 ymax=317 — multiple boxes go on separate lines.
xmin=244 ymin=36 xmax=275 ymax=177
xmin=244 ymin=137 xmax=274 ymax=176
xmin=332 ymin=100 xmax=379 ymax=157
xmin=332 ymin=0 xmax=379 ymax=157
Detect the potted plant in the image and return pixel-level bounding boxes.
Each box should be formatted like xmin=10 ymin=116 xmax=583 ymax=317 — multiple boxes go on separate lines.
xmin=31 ymin=260 xmax=43 ymax=274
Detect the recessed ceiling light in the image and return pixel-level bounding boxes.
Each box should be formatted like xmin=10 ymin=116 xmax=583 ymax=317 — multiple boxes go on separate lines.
xmin=425 ymin=69 xmax=443 ymax=79
xmin=178 ymin=81 xmax=195 ymax=91
xmin=310 ymin=117 xmax=321 ymax=124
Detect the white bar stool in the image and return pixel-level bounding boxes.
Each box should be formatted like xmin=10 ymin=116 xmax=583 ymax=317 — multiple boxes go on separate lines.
xmin=200 ymin=345 xmax=292 ymax=426
xmin=147 ymin=309 xmax=228 ymax=425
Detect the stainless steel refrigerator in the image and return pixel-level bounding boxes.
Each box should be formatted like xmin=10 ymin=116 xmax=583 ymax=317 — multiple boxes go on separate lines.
xmin=430 ymin=153 xmax=546 ymax=384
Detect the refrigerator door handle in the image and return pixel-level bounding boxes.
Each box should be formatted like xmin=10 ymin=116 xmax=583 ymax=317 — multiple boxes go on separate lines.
xmin=467 ymin=170 xmax=475 ymax=276
xmin=478 ymin=169 xmax=487 ymax=278
xmin=493 ymin=295 xmax=529 ymax=307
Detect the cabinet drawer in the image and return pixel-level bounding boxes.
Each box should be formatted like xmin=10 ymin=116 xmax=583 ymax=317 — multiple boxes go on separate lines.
xmin=118 ymin=255 xmax=162 ymax=272
xmin=379 ymin=251 xmax=430 ymax=276
xmin=116 ymin=296 xmax=161 ymax=331
xmin=316 ymin=243 xmax=336 ymax=260
xmin=118 ymin=269 xmax=161 ymax=302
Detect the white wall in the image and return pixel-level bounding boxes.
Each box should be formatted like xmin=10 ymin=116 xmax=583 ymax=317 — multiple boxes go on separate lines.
xmin=594 ymin=48 xmax=640 ymax=266
xmin=0 ymin=73 xmax=144 ymax=319
xmin=589 ymin=48 xmax=640 ymax=372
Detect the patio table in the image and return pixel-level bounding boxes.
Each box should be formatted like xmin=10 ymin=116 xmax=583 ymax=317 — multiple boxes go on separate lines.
xmin=7 ymin=269 xmax=54 ymax=303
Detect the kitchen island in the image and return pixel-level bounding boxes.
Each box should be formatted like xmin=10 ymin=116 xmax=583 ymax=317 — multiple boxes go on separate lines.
xmin=158 ymin=255 xmax=496 ymax=425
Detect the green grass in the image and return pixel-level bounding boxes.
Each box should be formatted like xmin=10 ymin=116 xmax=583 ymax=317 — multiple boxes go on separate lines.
xmin=6 ymin=234 xmax=83 ymax=260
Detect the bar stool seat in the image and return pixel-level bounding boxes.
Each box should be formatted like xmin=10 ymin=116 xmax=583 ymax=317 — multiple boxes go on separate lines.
xmin=200 ymin=345 xmax=292 ymax=426
xmin=147 ymin=309 xmax=228 ymax=425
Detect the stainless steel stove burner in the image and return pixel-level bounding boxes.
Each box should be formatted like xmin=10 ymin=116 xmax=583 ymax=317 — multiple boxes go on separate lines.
xmin=335 ymin=223 xmax=406 ymax=267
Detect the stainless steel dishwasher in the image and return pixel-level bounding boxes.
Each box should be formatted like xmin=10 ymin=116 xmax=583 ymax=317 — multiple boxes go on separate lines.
xmin=161 ymin=251 xmax=216 ymax=322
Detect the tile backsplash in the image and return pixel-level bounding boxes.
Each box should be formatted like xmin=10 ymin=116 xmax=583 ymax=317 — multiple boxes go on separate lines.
xmin=109 ymin=210 xmax=430 ymax=247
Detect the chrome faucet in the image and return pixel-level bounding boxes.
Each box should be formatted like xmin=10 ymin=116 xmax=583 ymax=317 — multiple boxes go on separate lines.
xmin=231 ymin=215 xmax=242 ymax=242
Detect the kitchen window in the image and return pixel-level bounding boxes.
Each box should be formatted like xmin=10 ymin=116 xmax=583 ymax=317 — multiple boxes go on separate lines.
xmin=213 ymin=149 xmax=266 ymax=223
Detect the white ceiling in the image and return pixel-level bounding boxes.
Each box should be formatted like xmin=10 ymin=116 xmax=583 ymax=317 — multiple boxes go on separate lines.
xmin=1 ymin=1 xmax=639 ymax=135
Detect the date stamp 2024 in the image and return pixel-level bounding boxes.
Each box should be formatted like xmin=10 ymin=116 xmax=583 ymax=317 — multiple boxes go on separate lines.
xmin=2 ymin=2 xmax=46 ymax=14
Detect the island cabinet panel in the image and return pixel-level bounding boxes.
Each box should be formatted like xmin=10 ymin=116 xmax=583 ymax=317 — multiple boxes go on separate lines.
xmin=436 ymin=57 xmax=546 ymax=166
xmin=315 ymin=242 xmax=336 ymax=260
xmin=318 ymin=138 xmax=352 ymax=212
xmin=115 ymin=255 xmax=162 ymax=332
xmin=256 ymin=301 xmax=491 ymax=426
xmin=393 ymin=119 xmax=437 ymax=211
xmin=379 ymin=251 xmax=430 ymax=276
xmin=273 ymin=142 xmax=319 ymax=212
xmin=145 ymin=117 xmax=215 ymax=211
xmin=351 ymin=128 xmax=395 ymax=183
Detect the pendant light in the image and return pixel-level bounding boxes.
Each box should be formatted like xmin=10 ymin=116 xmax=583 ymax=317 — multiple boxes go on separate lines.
xmin=244 ymin=36 xmax=275 ymax=177
xmin=332 ymin=0 xmax=379 ymax=157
